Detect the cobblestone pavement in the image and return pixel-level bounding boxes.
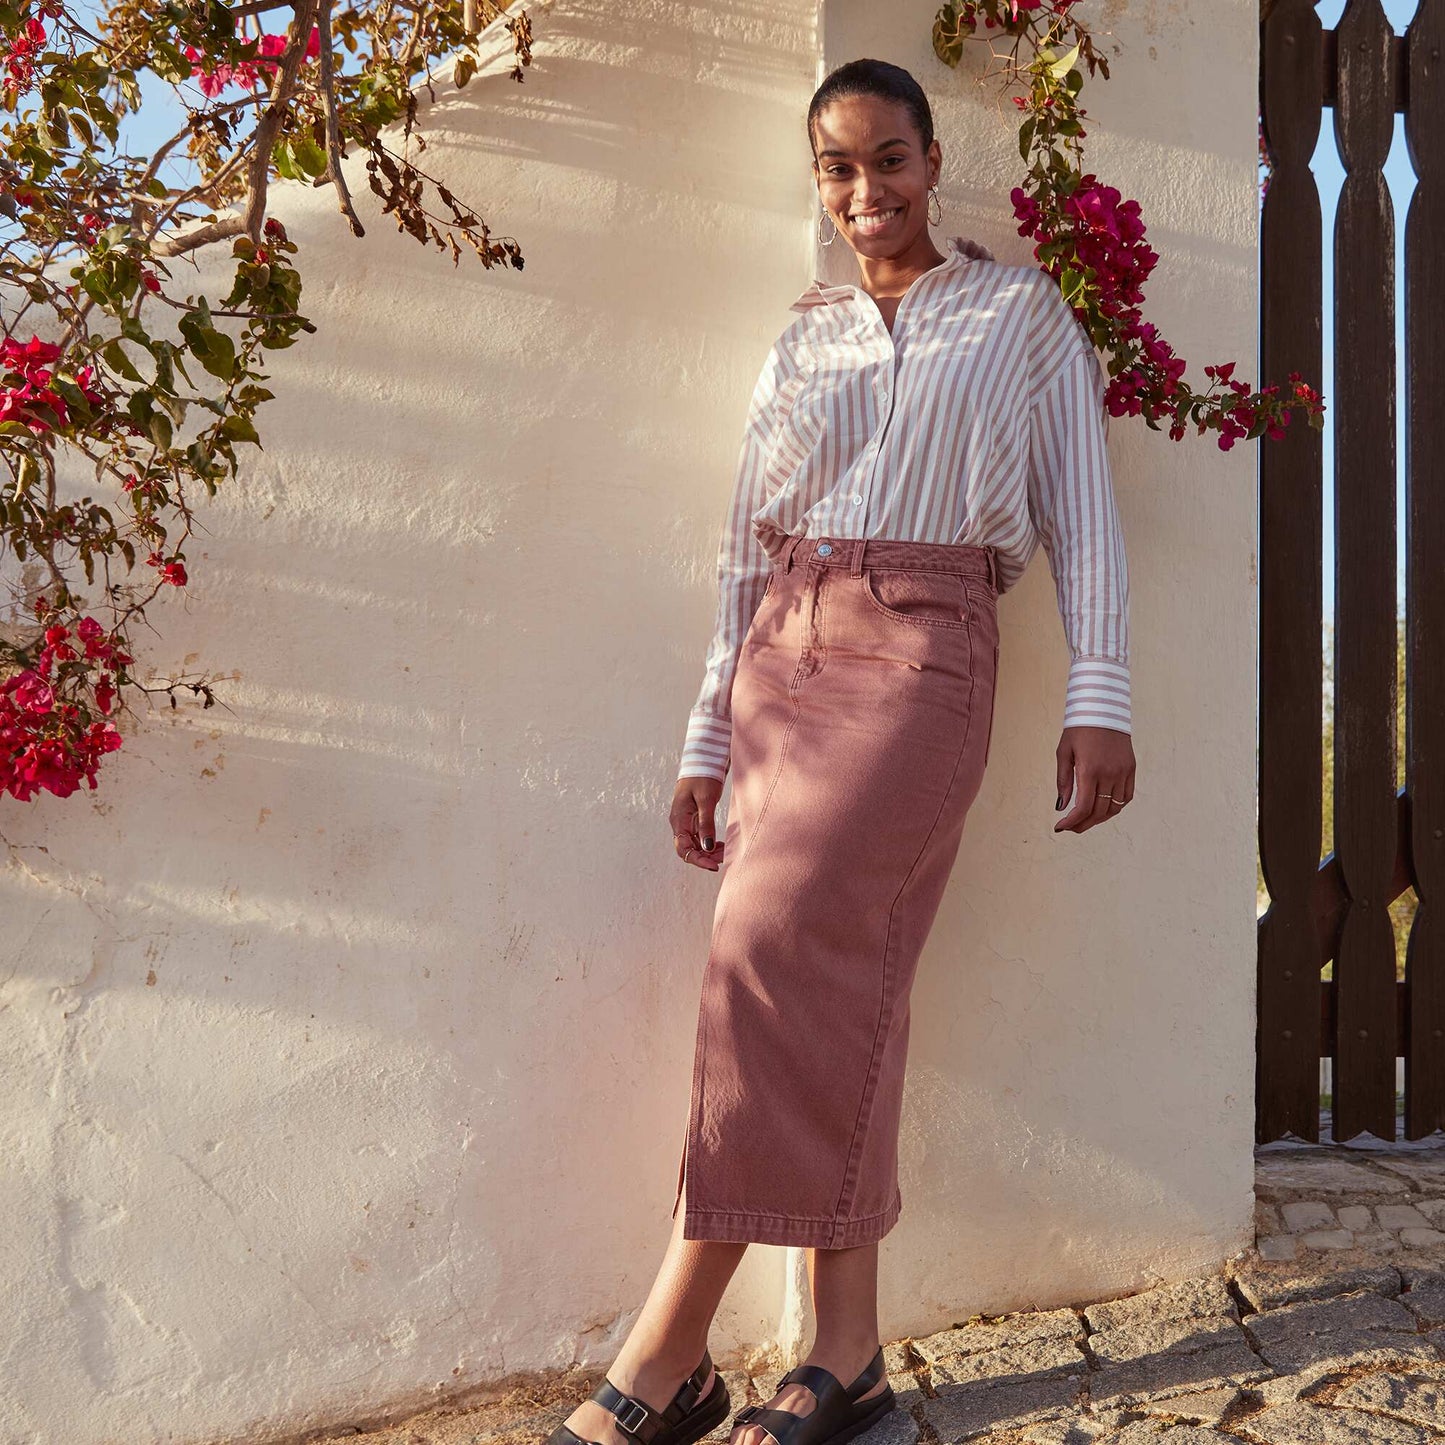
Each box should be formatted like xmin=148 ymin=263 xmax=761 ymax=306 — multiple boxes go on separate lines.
xmin=298 ymin=1138 xmax=1445 ymax=1445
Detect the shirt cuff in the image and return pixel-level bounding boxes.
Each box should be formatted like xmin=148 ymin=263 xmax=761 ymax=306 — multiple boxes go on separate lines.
xmin=678 ymin=713 xmax=732 ymax=783
xmin=1062 ymin=656 xmax=1132 ymax=733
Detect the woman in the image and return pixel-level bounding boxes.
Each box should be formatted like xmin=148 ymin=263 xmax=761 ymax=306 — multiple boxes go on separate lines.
xmin=547 ymin=57 xmax=1136 ymax=1445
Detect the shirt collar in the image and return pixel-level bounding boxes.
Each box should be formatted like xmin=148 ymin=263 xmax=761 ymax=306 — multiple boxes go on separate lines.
xmin=788 ymin=234 xmax=974 ymax=314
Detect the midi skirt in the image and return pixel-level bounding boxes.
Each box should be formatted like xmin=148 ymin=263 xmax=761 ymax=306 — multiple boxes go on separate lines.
xmin=671 ymin=520 xmax=1001 ymax=1249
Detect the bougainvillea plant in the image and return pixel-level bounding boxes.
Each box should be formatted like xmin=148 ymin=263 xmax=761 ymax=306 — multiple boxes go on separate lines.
xmin=0 ymin=0 xmax=532 ymax=800
xmin=932 ymin=0 xmax=1325 ymax=447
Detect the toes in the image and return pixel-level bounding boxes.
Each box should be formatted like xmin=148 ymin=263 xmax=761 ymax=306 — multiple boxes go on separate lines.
xmin=730 ymin=1383 xmax=815 ymax=1444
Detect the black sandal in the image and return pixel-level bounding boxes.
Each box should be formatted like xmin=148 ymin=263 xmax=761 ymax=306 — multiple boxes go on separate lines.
xmin=547 ymin=1350 xmax=731 ymax=1445
xmin=731 ymin=1347 xmax=895 ymax=1445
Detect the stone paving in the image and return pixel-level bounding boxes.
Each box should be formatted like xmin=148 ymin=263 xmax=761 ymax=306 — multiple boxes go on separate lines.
xmin=296 ymin=1137 xmax=1445 ymax=1445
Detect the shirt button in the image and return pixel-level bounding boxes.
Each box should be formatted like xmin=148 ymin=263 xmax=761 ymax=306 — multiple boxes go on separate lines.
xmin=816 ymin=541 xmax=833 ymax=556
xmin=851 ymin=494 xmax=863 ymax=505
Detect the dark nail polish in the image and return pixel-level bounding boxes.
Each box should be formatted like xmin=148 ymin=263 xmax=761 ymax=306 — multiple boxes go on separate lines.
xmin=702 ymin=837 xmax=714 ymax=850
xmin=1055 ymin=795 xmax=1064 ymax=811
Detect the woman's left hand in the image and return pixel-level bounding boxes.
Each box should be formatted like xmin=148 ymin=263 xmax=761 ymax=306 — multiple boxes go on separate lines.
xmin=1054 ymin=726 xmax=1136 ymax=833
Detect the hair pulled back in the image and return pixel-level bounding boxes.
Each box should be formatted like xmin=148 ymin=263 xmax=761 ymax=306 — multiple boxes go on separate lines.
xmin=807 ymin=58 xmax=935 ymax=159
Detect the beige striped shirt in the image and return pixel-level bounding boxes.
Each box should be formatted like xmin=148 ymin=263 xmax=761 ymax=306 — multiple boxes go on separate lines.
xmin=679 ymin=235 xmax=1131 ymax=784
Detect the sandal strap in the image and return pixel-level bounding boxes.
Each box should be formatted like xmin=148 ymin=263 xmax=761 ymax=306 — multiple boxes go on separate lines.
xmin=661 ymin=1350 xmax=715 ymax=1424
xmin=550 ymin=1426 xmax=600 ymax=1445
xmin=591 ymin=1381 xmax=667 ymax=1444
xmin=778 ymin=1348 xmax=884 ymax=1406
xmin=733 ymin=1404 xmax=817 ymax=1445
xmin=844 ymin=1346 xmax=886 ymax=1400
xmin=734 ymin=1349 xmax=888 ymax=1445
xmin=589 ymin=1350 xmax=717 ymax=1445
xmin=775 ymin=1363 xmax=848 ymax=1414
xmin=733 ymin=1380 xmax=846 ymax=1445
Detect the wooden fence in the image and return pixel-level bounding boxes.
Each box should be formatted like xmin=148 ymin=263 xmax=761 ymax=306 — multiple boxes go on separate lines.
xmin=1257 ymin=0 xmax=1445 ymax=1144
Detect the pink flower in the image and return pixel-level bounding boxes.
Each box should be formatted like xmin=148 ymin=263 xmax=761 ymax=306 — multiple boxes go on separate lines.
xmin=145 ymin=551 xmax=188 ymax=586
xmin=10 ymin=670 xmax=55 ymax=715
xmin=1 ymin=335 xmax=63 ymax=373
xmin=184 ymin=28 xmax=322 ymax=93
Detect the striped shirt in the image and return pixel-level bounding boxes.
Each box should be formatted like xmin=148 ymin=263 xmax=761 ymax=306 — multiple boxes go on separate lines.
xmin=678 ymin=234 xmax=1131 ymax=784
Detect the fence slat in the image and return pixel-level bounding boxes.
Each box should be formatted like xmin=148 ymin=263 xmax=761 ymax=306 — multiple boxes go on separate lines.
xmin=1258 ymin=0 xmax=1327 ymax=1144
xmin=1330 ymin=0 xmax=1399 ymax=1143
xmin=1402 ymin=0 xmax=1445 ymax=1139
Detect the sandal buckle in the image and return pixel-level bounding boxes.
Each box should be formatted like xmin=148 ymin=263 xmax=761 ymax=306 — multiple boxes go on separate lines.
xmin=611 ymin=1396 xmax=651 ymax=1437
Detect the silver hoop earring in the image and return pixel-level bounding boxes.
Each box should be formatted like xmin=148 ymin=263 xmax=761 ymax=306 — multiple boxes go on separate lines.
xmin=818 ymin=206 xmax=838 ymax=246
xmin=928 ymin=185 xmax=942 ymax=226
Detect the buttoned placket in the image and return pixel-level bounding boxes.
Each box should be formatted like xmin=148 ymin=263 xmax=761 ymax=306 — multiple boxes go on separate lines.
xmin=843 ymin=267 xmax=945 ymax=527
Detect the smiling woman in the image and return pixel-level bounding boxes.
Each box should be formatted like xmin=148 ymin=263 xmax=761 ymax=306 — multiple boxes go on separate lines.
xmin=553 ymin=54 xmax=1136 ymax=1445
xmin=810 ymin=70 xmax=943 ymax=298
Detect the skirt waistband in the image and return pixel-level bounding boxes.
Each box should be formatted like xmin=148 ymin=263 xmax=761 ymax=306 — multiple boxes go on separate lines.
xmin=762 ymin=527 xmax=998 ymax=589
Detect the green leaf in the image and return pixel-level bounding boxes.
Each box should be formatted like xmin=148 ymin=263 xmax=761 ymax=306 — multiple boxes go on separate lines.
xmin=292 ymin=136 xmax=326 ymax=179
xmin=16 ymin=453 xmax=39 ymax=497
xmin=273 ymin=140 xmax=299 ymax=181
xmin=1018 ymin=115 xmax=1035 ymax=162
xmin=103 ymin=338 xmax=145 ymax=383
xmin=1048 ymin=41 xmax=1081 ymax=79
xmin=193 ymin=329 xmax=237 ymax=381
xmin=1059 ymin=265 xmax=1086 ymax=306
xmin=153 ymin=388 xmax=186 ymax=425
xmin=220 ymin=412 xmax=260 ymax=445
xmin=154 ymin=341 xmax=175 ymax=392
xmin=81 ymin=270 xmax=111 ymax=306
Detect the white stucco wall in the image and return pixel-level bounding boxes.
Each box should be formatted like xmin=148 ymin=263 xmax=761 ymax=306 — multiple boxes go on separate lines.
xmin=0 ymin=1 xmax=1257 ymax=1441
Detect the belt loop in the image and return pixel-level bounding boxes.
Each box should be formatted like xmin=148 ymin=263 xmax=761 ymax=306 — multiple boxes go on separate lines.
xmin=783 ymin=533 xmax=802 ymax=573
xmin=849 ymin=537 xmax=866 ymax=577
xmin=985 ymin=545 xmax=998 ymax=591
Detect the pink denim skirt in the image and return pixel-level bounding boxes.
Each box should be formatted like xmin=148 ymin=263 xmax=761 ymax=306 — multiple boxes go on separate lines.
xmin=671 ymin=520 xmax=1001 ymax=1248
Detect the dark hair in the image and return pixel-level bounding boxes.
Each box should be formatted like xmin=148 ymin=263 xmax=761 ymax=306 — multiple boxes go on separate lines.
xmin=807 ymin=59 xmax=935 ymax=160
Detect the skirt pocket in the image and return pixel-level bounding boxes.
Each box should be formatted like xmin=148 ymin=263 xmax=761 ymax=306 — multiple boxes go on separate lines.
xmin=860 ymin=567 xmax=970 ymax=630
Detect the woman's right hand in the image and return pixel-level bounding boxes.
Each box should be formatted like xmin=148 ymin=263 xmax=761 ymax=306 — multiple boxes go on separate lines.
xmin=671 ymin=776 xmax=725 ymax=871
